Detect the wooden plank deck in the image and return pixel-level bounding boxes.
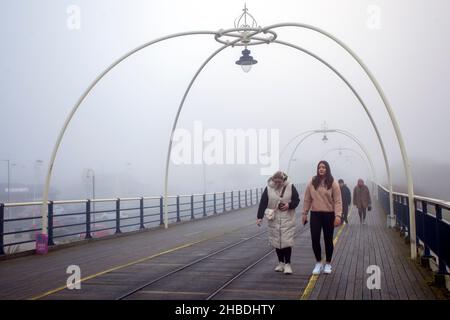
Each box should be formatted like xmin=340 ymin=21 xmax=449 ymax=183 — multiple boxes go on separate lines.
xmin=0 ymin=199 xmax=445 ymax=300
xmin=307 ymin=202 xmax=444 ymax=300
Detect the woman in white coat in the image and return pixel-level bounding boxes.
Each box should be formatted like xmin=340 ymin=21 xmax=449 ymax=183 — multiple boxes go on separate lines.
xmin=257 ymin=171 xmax=300 ymax=274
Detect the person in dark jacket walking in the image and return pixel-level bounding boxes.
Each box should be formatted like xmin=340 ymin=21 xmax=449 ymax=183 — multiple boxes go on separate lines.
xmin=338 ymin=179 xmax=351 ymax=224
xmin=257 ymin=171 xmax=300 ymax=274
xmin=353 ymin=179 xmax=371 ymax=225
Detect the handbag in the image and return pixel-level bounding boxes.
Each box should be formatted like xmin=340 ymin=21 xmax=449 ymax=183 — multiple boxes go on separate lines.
xmin=264 ymin=185 xmax=287 ymax=221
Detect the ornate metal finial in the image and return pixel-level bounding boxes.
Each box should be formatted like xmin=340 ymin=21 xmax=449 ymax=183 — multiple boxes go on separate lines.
xmin=234 ymin=3 xmax=259 ymax=30
xmin=214 ymin=4 xmax=277 ymax=47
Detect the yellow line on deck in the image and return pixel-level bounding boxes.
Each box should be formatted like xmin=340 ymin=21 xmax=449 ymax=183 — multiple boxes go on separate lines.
xmin=299 ymin=208 xmax=353 ymax=300
xmin=30 ymin=222 xmax=255 ymax=300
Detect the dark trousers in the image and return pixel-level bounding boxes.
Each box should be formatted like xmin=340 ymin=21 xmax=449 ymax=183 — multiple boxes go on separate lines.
xmin=358 ymin=208 xmax=366 ymax=223
xmin=342 ymin=204 xmax=349 ymax=223
xmin=275 ymin=247 xmax=292 ymax=264
xmin=310 ymin=211 xmax=335 ymax=263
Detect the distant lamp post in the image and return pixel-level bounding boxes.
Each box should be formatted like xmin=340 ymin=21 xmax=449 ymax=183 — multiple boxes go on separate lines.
xmin=34 ymin=160 xmax=43 ymax=201
xmin=321 ymin=121 xmax=329 ymax=143
xmin=0 ymin=159 xmax=11 ymax=203
xmin=235 ymin=48 xmax=257 ymax=73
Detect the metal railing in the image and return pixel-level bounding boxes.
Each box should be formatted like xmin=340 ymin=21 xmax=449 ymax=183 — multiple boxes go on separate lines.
xmin=378 ymin=185 xmax=450 ymax=277
xmin=1 ymin=184 xmax=309 ymax=256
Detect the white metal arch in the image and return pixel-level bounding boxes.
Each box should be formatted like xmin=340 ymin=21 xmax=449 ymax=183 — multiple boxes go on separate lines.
xmin=285 ymin=129 xmax=376 ymax=187
xmin=321 ymin=147 xmax=376 ymax=191
xmin=163 ymin=37 xmax=395 ymax=231
xmin=39 ymin=30 xmax=231 ymax=235
xmin=41 ymin=21 xmax=415 ymax=259
xmin=263 ymin=23 xmax=416 ymax=258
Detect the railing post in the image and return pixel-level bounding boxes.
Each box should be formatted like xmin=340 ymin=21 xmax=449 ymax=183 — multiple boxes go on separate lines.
xmin=85 ymin=200 xmax=92 ymax=239
xmin=245 ymin=189 xmax=248 ymax=207
xmin=213 ymin=193 xmax=217 ymax=214
xmin=140 ymin=197 xmax=145 ymax=229
xmin=223 ymin=192 xmax=226 ymax=212
xmin=0 ymin=204 xmax=4 ymax=255
xmin=231 ymin=191 xmax=234 ymax=210
xmin=115 ymin=198 xmax=121 ymax=234
xmin=190 ymin=195 xmax=194 ymax=219
xmin=48 ymin=201 xmax=55 ymax=246
xmin=420 ymin=201 xmax=432 ymax=266
xmin=159 ymin=196 xmax=164 ymax=225
xmin=434 ymin=205 xmax=447 ymax=276
xmin=250 ymin=189 xmax=253 ymax=205
xmin=176 ymin=195 xmax=181 ymax=222
xmin=256 ymin=188 xmax=259 ymax=203
xmin=238 ymin=190 xmax=241 ymax=208
xmin=203 ymin=194 xmax=206 ymax=217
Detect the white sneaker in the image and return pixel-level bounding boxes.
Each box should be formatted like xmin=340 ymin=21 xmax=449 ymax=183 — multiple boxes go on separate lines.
xmin=274 ymin=262 xmax=285 ymax=272
xmin=323 ymin=264 xmax=332 ymax=274
xmin=312 ymin=263 xmax=323 ymax=275
xmin=283 ymin=263 xmax=293 ymax=274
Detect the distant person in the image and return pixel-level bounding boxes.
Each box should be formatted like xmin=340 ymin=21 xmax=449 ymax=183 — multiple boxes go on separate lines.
xmin=302 ymin=161 xmax=343 ymax=275
xmin=353 ymin=179 xmax=371 ymax=225
xmin=338 ymin=179 xmax=352 ymax=224
xmin=257 ymin=171 xmax=300 ymax=274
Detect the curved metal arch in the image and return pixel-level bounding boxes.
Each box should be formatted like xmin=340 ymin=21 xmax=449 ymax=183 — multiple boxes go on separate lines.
xmin=272 ymin=38 xmax=393 ymax=221
xmin=321 ymin=147 xmax=376 ymax=187
xmin=162 ymin=28 xmax=268 ymax=228
xmin=39 ymin=30 xmax=224 ymax=234
xmin=262 ymin=23 xmax=416 ymax=258
xmin=286 ymin=129 xmax=375 ymax=182
xmin=163 ymin=35 xmax=395 ymax=229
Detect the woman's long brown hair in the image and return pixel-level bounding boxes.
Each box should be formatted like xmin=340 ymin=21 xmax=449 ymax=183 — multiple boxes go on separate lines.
xmin=312 ymin=160 xmax=334 ymax=190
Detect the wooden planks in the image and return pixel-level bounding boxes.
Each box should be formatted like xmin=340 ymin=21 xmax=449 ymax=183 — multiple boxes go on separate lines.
xmin=308 ymin=203 xmax=443 ymax=300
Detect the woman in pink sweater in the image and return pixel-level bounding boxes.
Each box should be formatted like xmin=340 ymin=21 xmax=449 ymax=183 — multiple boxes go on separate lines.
xmin=301 ymin=160 xmax=343 ymax=275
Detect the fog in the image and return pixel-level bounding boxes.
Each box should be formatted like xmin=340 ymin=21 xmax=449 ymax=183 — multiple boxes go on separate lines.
xmin=1 ymin=0 xmax=449 ymax=202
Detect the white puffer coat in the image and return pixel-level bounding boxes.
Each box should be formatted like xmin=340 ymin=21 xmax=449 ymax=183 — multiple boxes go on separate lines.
xmin=266 ymin=180 xmax=296 ymax=249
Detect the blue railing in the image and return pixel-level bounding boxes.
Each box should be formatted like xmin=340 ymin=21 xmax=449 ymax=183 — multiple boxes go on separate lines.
xmin=0 ymin=184 xmax=302 ymax=256
xmin=378 ymin=185 xmax=450 ymax=276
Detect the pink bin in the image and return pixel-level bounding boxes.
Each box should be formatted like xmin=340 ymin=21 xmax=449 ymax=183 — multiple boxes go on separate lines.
xmin=35 ymin=233 xmax=48 ymax=255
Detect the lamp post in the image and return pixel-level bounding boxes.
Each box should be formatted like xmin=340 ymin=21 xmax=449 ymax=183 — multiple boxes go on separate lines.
xmin=33 ymin=160 xmax=43 ymax=201
xmin=0 ymin=160 xmax=10 ymax=203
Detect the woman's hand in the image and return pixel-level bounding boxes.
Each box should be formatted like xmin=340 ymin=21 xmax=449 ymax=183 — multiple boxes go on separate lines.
xmin=301 ymin=214 xmax=308 ymax=225
xmin=279 ymin=203 xmax=289 ymax=211
xmin=334 ymin=215 xmax=342 ymax=227
xmin=256 ymin=219 xmax=263 ymax=226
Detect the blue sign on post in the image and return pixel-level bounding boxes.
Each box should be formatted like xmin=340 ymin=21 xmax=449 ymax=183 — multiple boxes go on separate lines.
xmin=36 ymin=233 xmax=48 ymax=255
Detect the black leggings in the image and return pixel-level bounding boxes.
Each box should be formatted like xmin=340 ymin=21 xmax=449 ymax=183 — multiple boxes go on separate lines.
xmin=310 ymin=211 xmax=335 ymax=263
xmin=358 ymin=208 xmax=366 ymax=222
xmin=275 ymin=247 xmax=292 ymax=264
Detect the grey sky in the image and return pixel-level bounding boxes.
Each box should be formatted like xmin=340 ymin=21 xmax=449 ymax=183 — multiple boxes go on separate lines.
xmin=1 ymin=0 xmax=449 ymax=201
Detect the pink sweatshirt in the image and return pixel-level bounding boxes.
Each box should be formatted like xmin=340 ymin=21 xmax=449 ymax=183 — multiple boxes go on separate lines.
xmin=302 ymin=179 xmax=343 ymax=215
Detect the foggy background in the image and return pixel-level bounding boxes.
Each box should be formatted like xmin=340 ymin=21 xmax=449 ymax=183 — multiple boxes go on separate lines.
xmin=1 ymin=0 xmax=449 ymax=202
